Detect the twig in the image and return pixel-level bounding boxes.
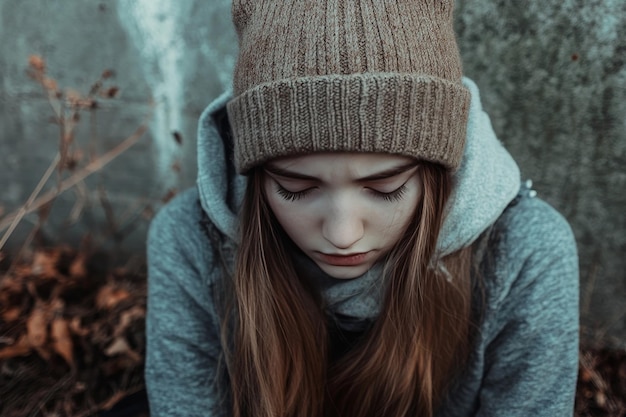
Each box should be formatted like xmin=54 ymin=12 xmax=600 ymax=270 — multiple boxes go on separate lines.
xmin=579 ymin=350 xmax=609 ymax=393
xmin=27 ymin=374 xmax=75 ymax=417
xmin=0 ymin=153 xmax=60 ymax=250
xmin=46 ymin=87 xmax=63 ymax=122
xmin=6 ymin=216 xmax=40 ymax=277
xmin=72 ymin=385 xmax=145 ymax=417
xmin=0 ymin=124 xmax=148 ymax=239
xmin=68 ymin=181 xmax=88 ymax=224
xmin=581 ymin=253 xmax=600 ymax=316
xmin=114 ymin=206 xmax=151 ymax=242
xmin=98 ymin=186 xmax=119 ymax=240
xmin=89 ymin=104 xmax=99 ymax=161
xmin=594 ymin=310 xmax=626 ymax=346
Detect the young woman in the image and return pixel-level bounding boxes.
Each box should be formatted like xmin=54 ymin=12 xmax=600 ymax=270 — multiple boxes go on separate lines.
xmin=146 ymin=1 xmax=579 ymax=416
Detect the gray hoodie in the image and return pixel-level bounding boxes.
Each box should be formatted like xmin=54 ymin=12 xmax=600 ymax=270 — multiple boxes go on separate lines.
xmin=146 ymin=78 xmax=579 ymax=416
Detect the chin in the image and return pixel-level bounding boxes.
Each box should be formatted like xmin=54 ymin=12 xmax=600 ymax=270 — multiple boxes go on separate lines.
xmin=317 ymin=263 xmax=373 ymax=280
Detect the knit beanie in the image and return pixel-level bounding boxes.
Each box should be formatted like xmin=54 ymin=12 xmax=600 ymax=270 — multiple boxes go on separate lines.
xmin=227 ymin=0 xmax=470 ymax=173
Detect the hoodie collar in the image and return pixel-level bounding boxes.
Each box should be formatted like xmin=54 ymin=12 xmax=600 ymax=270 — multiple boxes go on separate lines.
xmin=437 ymin=77 xmax=520 ymax=255
xmin=196 ymin=90 xmax=245 ymax=242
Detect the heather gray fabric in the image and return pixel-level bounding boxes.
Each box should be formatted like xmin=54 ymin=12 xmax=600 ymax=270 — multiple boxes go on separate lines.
xmin=145 ymin=78 xmax=579 ymax=416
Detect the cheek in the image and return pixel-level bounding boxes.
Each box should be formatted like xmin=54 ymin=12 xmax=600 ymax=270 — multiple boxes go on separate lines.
xmin=379 ymin=207 xmax=411 ymax=240
xmin=272 ymin=207 xmax=316 ymax=251
xmin=272 ymin=206 xmax=301 ymax=235
xmin=376 ymin=192 xmax=419 ymax=243
xmin=264 ymin=186 xmax=309 ymax=240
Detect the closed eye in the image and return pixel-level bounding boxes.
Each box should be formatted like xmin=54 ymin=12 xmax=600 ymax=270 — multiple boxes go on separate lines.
xmin=275 ymin=182 xmax=410 ymax=202
xmin=369 ymin=184 xmax=408 ymax=202
xmin=274 ymin=183 xmax=314 ymax=201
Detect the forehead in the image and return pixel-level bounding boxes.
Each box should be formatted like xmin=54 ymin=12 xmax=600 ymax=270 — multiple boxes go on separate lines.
xmin=266 ymin=152 xmax=416 ymax=178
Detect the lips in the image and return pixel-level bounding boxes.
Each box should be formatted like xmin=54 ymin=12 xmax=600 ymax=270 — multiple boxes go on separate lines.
xmin=318 ymin=251 xmax=371 ymax=267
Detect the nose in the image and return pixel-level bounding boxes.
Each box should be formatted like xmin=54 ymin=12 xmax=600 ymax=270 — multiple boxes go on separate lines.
xmin=321 ymin=200 xmax=364 ymax=249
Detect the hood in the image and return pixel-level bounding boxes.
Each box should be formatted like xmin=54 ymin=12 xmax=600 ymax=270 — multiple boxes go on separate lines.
xmin=196 ymin=77 xmax=520 ymax=254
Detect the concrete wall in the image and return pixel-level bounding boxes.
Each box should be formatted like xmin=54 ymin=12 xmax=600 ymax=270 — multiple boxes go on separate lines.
xmin=455 ymin=0 xmax=626 ymax=346
xmin=1 ymin=1 xmax=624 ymax=345
xmin=0 ymin=0 xmax=235 ymax=251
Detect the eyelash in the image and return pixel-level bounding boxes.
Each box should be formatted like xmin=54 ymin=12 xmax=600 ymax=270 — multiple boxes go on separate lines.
xmin=274 ymin=183 xmax=408 ymax=202
xmin=372 ymin=184 xmax=408 ymax=202
xmin=275 ymin=184 xmax=312 ymax=201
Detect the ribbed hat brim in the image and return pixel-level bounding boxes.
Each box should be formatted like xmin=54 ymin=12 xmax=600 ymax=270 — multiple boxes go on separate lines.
xmin=227 ymin=73 xmax=470 ymax=173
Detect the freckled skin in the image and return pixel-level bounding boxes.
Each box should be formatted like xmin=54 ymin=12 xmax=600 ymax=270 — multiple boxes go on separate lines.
xmin=264 ymin=153 xmax=422 ymax=279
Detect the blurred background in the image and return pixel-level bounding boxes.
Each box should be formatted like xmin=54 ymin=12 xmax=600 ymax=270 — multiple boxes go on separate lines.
xmin=0 ymin=0 xmax=625 ymax=415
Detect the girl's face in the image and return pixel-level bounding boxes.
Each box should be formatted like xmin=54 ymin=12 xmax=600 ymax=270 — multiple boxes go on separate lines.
xmin=263 ymin=153 xmax=422 ymax=279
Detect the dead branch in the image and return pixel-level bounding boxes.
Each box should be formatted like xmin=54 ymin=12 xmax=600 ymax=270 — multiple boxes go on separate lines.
xmin=0 ymin=124 xmax=148 ymax=246
xmin=0 ymin=154 xmax=60 ymax=250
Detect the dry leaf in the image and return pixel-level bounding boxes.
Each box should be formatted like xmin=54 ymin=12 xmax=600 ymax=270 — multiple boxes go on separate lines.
xmin=0 ymin=334 xmax=32 ymax=360
xmin=69 ymin=252 xmax=87 ymax=278
xmin=32 ymin=249 xmax=59 ymax=277
xmin=105 ymin=337 xmax=142 ymax=364
xmin=0 ymin=278 xmax=24 ymax=321
xmin=27 ymin=304 xmax=48 ymax=348
xmin=51 ymin=317 xmax=74 ymax=366
xmin=69 ymin=316 xmax=90 ymax=337
xmin=96 ymin=284 xmax=131 ymax=309
xmin=101 ymin=69 xmax=115 ymax=79
xmin=42 ymin=76 xmax=58 ymax=92
xmin=2 ymin=307 xmax=22 ymax=322
xmin=102 ymin=86 xmax=119 ymax=99
xmin=104 ymin=337 xmax=131 ymax=357
xmin=28 ymin=54 xmax=46 ymax=72
xmin=115 ymin=306 xmax=145 ymax=336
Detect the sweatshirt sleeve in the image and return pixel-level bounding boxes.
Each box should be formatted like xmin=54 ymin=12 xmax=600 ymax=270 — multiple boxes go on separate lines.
xmin=145 ymin=189 xmax=227 ymax=417
xmin=476 ymin=196 xmax=580 ymax=417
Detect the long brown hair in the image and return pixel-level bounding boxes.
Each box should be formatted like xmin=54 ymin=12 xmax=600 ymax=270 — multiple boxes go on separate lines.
xmin=221 ymin=162 xmax=473 ymax=417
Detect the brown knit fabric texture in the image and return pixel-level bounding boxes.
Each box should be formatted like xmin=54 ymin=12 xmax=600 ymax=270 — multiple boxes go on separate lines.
xmin=227 ymin=0 xmax=470 ymax=173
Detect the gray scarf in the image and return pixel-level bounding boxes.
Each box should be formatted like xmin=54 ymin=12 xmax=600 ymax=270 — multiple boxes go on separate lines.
xmin=290 ymin=248 xmax=385 ymax=331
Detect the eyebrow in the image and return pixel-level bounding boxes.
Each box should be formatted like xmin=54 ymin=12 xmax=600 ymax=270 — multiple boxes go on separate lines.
xmin=264 ymin=161 xmax=418 ymax=182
